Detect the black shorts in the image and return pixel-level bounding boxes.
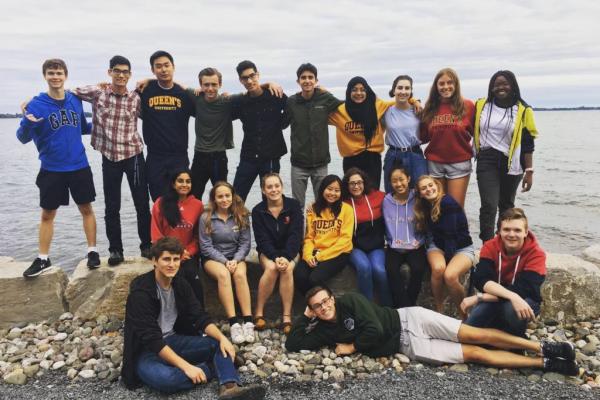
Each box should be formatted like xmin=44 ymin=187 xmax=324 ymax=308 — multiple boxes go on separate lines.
xmin=36 ymin=166 xmax=96 ymax=210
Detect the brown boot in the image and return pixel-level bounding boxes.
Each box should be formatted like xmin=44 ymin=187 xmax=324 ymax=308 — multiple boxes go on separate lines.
xmin=218 ymin=382 xmax=266 ymax=400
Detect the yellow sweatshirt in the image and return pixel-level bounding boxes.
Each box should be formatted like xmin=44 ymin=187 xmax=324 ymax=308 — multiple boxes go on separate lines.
xmin=302 ymin=202 xmax=354 ymax=262
xmin=328 ymin=99 xmax=393 ymax=157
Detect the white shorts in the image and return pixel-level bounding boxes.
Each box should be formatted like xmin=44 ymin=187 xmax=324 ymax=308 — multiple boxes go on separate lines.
xmin=397 ymin=307 xmax=464 ymax=364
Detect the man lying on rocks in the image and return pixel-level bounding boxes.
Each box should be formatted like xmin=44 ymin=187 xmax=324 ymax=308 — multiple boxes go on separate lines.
xmin=122 ymin=236 xmax=266 ymax=399
xmin=285 ymin=285 xmax=578 ymax=376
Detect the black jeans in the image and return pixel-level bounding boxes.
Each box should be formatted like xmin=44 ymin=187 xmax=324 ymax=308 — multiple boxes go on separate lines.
xmin=102 ymin=154 xmax=151 ymax=252
xmin=145 ymin=152 xmax=189 ymax=201
xmin=294 ymin=253 xmax=350 ymax=295
xmin=233 ymin=157 xmax=280 ymax=202
xmin=385 ymin=247 xmax=427 ymax=308
xmin=343 ymin=151 xmax=382 ymax=190
xmin=179 ymin=255 xmax=204 ymax=308
xmin=476 ymin=148 xmax=523 ymax=242
xmin=190 ymin=151 xmax=228 ymax=201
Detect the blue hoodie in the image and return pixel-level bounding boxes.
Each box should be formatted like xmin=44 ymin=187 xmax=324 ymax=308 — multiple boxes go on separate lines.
xmin=17 ymin=92 xmax=91 ymax=172
xmin=382 ymin=190 xmax=424 ymax=251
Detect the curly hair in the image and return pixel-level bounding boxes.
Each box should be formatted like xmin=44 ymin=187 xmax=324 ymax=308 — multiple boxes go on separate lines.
xmin=203 ymin=181 xmax=249 ymax=234
xmin=413 ymin=175 xmax=445 ymax=232
xmin=421 ymin=68 xmax=466 ymax=124
xmin=341 ymin=167 xmax=374 ymax=200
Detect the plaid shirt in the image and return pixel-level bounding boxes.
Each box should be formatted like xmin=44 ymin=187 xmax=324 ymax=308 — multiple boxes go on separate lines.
xmin=73 ymin=85 xmax=144 ymax=162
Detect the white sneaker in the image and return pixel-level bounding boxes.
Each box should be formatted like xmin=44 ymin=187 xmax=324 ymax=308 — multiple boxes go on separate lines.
xmin=243 ymin=321 xmax=255 ymax=343
xmin=230 ymin=323 xmax=245 ymax=344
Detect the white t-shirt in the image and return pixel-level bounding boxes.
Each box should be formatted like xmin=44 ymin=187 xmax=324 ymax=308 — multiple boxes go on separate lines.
xmin=479 ymin=103 xmax=518 ymax=155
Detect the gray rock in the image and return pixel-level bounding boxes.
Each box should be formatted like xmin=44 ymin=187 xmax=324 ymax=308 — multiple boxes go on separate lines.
xmin=52 ymin=332 xmax=68 ymax=341
xmin=394 ymin=353 xmax=411 ymax=364
xmin=52 ymin=361 xmax=65 ymax=370
xmin=3 ymin=369 xmax=26 ymax=385
xmin=322 ymin=357 xmax=334 ymax=366
xmin=78 ymin=369 xmax=96 ymax=379
xmin=582 ymin=245 xmax=600 ymax=265
xmin=59 ymin=312 xmax=74 ymax=321
xmin=527 ymin=374 xmax=541 ymax=383
xmin=449 ymin=363 xmax=469 ymax=373
xmin=581 ymin=342 xmax=597 ymax=355
xmin=543 ymin=372 xmax=566 ymax=382
xmin=252 ymin=345 xmax=267 ymax=359
xmin=23 ymin=364 xmax=39 ymax=377
xmin=78 ymin=346 xmax=94 ymax=361
xmin=330 ymin=368 xmax=345 ymax=382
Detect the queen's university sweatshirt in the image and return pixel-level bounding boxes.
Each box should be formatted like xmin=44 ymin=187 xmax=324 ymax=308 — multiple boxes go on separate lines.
xmin=302 ymin=202 xmax=354 ymax=262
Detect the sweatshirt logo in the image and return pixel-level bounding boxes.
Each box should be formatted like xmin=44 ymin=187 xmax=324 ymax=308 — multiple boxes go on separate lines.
xmin=283 ymin=216 xmax=290 ymax=224
xmin=344 ymin=121 xmax=364 ymax=136
xmin=148 ymin=96 xmax=182 ymax=111
xmin=431 ymin=113 xmax=459 ymax=126
xmin=49 ymin=110 xmax=80 ymax=130
xmin=344 ymin=318 xmax=355 ymax=331
xmin=312 ymin=219 xmax=342 ymax=233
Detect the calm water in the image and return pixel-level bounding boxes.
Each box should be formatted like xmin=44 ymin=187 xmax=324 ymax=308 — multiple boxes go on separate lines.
xmin=1 ymin=111 xmax=599 ymax=273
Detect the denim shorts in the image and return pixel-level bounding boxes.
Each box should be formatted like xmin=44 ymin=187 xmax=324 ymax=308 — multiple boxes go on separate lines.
xmin=427 ymin=243 xmax=475 ymax=264
xmin=427 ymin=160 xmax=472 ymax=179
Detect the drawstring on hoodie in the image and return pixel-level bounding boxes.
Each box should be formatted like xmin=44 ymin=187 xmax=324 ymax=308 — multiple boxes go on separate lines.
xmin=498 ymin=253 xmax=521 ymax=285
xmin=393 ymin=195 xmax=411 ymax=245
xmin=351 ymin=195 xmax=374 ymax=235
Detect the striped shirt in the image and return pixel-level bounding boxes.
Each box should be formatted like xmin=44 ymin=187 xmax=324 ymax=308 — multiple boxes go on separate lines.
xmin=72 ymin=85 xmax=144 ymax=161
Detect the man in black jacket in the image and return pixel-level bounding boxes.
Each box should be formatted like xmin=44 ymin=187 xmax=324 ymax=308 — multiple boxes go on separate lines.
xmin=122 ymin=237 xmax=265 ymax=399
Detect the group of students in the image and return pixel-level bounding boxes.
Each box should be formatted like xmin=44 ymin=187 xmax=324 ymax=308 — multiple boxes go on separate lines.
xmin=18 ymin=51 xmax=568 ymax=399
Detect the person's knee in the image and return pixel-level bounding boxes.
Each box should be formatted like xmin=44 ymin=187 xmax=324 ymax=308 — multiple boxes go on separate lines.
xmin=41 ymin=209 xmax=57 ymax=222
xmin=78 ymin=203 xmax=94 ymax=216
xmin=443 ymin=269 xmax=461 ymax=286
xmin=463 ymin=345 xmax=488 ymax=364
xmin=215 ymin=268 xmax=232 ymax=284
xmin=430 ymin=263 xmax=445 ymax=279
xmin=233 ymin=270 xmax=248 ymax=284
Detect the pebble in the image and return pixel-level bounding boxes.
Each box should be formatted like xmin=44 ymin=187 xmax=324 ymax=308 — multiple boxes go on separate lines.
xmin=78 ymin=369 xmax=96 ymax=379
xmin=23 ymin=365 xmax=39 ymax=377
xmin=252 ymin=345 xmax=267 ymax=359
xmin=449 ymin=363 xmax=469 ymax=373
xmin=52 ymin=361 xmax=65 ymax=370
xmin=3 ymin=369 xmax=27 ymax=385
xmin=543 ymin=372 xmax=566 ymax=383
xmin=394 ymin=353 xmax=411 ymax=364
xmin=331 ymin=368 xmax=345 ymax=382
xmin=52 ymin=332 xmax=68 ymax=341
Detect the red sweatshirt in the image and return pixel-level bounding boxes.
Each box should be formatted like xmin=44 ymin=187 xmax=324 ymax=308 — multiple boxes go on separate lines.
xmin=420 ymin=99 xmax=475 ymax=163
xmin=151 ymin=195 xmax=204 ymax=256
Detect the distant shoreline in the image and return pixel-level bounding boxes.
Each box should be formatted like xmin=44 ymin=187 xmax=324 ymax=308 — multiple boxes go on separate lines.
xmin=2 ymin=107 xmax=600 ymax=118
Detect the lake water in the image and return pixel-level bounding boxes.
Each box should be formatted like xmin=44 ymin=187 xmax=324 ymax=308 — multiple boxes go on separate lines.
xmin=1 ymin=111 xmax=599 ymax=273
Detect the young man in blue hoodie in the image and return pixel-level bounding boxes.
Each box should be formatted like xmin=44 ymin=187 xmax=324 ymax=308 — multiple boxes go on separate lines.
xmin=17 ymin=59 xmax=100 ymax=277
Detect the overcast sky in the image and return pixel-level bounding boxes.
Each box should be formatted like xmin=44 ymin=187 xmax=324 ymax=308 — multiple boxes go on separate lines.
xmin=2 ymin=0 xmax=598 ymax=111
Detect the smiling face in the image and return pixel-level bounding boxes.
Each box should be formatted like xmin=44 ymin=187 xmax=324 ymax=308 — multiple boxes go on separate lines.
xmin=262 ymin=175 xmax=283 ymax=202
xmin=350 ymin=83 xmax=367 ymax=103
xmin=297 ymin=70 xmax=317 ymax=94
xmin=390 ymin=169 xmax=410 ymax=196
xmin=153 ymin=250 xmax=181 ymax=281
xmin=417 ymin=177 xmax=440 ymax=202
xmin=239 ymin=67 xmax=260 ymax=93
xmin=200 ymin=74 xmax=221 ymax=102
xmin=492 ymin=75 xmax=512 ymax=101
xmin=394 ymin=79 xmax=412 ymax=105
xmin=151 ymin=56 xmax=174 ymax=84
xmin=172 ymin=172 xmax=191 ymax=198
xmin=44 ymin=68 xmax=67 ymax=90
xmin=347 ymin=174 xmax=365 ymax=198
xmin=499 ymin=218 xmax=528 ymax=255
xmin=308 ymin=289 xmax=336 ymax=322
xmin=323 ymin=181 xmax=341 ymax=204
xmin=436 ymin=73 xmax=455 ymax=100
xmin=108 ymin=63 xmax=131 ymax=90
xmin=214 ymin=185 xmax=233 ymax=212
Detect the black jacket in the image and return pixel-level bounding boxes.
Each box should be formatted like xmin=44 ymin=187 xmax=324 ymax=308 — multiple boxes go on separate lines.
xmin=121 ymin=270 xmax=212 ymax=389
xmin=251 ymin=196 xmax=303 ymax=261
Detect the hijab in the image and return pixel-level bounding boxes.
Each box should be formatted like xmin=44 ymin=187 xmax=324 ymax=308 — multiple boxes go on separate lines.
xmin=345 ymin=76 xmax=378 ymax=147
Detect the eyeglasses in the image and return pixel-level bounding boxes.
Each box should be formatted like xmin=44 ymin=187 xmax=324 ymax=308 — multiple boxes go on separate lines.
xmin=349 ymin=180 xmax=364 ymax=187
xmin=310 ymin=296 xmax=333 ymax=312
xmin=240 ymin=72 xmax=258 ymax=82
xmin=111 ymin=68 xmax=131 ymax=76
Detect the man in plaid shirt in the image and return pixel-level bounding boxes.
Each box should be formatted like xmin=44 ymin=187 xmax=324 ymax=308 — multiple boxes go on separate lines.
xmin=72 ymin=55 xmax=152 ymax=266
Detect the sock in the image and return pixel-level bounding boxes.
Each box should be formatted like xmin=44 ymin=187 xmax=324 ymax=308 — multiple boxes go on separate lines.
xmin=243 ymin=315 xmax=253 ymax=324
xmin=229 ymin=317 xmax=239 ymax=326
xmin=88 ymin=246 xmax=98 ymax=253
xmin=39 ymin=254 xmax=49 ymax=260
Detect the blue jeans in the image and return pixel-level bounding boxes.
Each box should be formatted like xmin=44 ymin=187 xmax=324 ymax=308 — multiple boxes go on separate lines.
xmin=465 ymin=298 xmax=540 ymax=337
xmin=136 ymin=334 xmax=239 ymax=394
xmin=233 ymin=158 xmax=280 ymax=201
xmin=383 ymin=148 xmax=428 ymax=193
xmin=349 ymin=248 xmax=393 ymax=306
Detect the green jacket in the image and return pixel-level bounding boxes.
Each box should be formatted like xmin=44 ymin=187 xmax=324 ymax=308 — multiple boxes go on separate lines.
xmin=285 ymin=292 xmax=401 ymax=357
xmin=285 ymin=89 xmax=342 ymax=169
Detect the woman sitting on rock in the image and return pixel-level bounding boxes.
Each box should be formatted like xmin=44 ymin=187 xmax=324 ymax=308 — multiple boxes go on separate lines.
xmin=199 ymin=182 xmax=253 ymax=345
xmin=251 ymin=173 xmax=303 ymax=334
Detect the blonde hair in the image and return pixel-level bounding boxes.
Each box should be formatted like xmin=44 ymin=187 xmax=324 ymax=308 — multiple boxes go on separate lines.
xmin=414 ymin=175 xmax=445 ymax=232
xmin=203 ymin=181 xmax=249 ymax=234
xmin=421 ymin=67 xmax=466 ymax=124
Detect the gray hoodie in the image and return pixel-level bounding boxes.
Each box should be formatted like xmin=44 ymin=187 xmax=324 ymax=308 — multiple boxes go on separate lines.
xmin=382 ymin=191 xmax=425 ymax=251
xmin=199 ymin=212 xmax=251 ymax=263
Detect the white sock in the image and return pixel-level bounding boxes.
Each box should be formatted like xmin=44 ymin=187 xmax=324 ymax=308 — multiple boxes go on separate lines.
xmin=88 ymin=246 xmax=98 ymax=253
xmin=39 ymin=254 xmax=49 ymax=260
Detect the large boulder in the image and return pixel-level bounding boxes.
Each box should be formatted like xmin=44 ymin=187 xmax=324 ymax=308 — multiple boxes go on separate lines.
xmin=540 ymin=253 xmax=600 ymax=321
xmin=65 ymin=257 xmax=152 ymax=320
xmin=0 ymin=257 xmax=68 ymax=329
xmin=582 ymin=245 xmax=600 ymax=266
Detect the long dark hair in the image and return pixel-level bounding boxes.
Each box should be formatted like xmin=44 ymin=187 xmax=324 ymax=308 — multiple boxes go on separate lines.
xmin=160 ymin=168 xmax=192 ymax=228
xmin=341 ymin=167 xmax=374 ymax=200
xmin=312 ymin=175 xmax=343 ymax=218
xmin=345 ymin=76 xmax=378 ymax=147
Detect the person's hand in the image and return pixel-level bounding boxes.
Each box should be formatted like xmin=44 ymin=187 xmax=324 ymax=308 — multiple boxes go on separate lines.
xmin=460 ymin=295 xmax=478 ymax=316
xmin=267 ymin=82 xmax=284 ymax=98
xmin=182 ymin=249 xmax=191 ymax=261
xmin=335 ymin=343 xmax=356 ymax=356
xmin=219 ymin=336 xmax=236 ymax=359
xmin=182 ymin=364 xmax=207 ymax=384
xmin=316 ymin=85 xmax=329 ymax=93
xmin=193 ymin=87 xmax=203 ymax=96
xmin=225 ymin=260 xmax=237 ymax=274
xmin=25 ymin=113 xmax=43 ymax=123
xmin=307 ymin=257 xmax=318 ymax=268
xmin=411 ymin=99 xmax=423 ymax=113
xmin=304 ymin=305 xmax=316 ymax=319
xmin=275 ymin=257 xmax=289 ymax=271
xmin=97 ymin=82 xmax=111 ymax=90
xmin=20 ymin=98 xmax=31 ymax=115
xmin=136 ymin=79 xmax=151 ymax=92
xmin=521 ymin=172 xmax=533 ymax=192
xmin=510 ymin=295 xmax=535 ymax=321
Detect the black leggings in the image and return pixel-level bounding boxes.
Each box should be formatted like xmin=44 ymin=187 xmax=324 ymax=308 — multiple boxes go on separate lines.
xmin=385 ymin=247 xmax=427 ymax=308
xmin=294 ymin=253 xmax=350 ymax=295
xmin=178 ymin=256 xmax=204 ymax=308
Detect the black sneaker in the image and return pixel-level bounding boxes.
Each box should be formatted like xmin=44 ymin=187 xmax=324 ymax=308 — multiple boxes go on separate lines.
xmin=87 ymin=251 xmax=101 ymax=269
xmin=218 ymin=383 xmax=266 ymax=400
xmin=107 ymin=250 xmax=124 ymax=267
xmin=140 ymin=247 xmax=152 ymax=260
xmin=543 ymin=357 xmax=579 ymax=376
xmin=541 ymin=340 xmax=576 ymax=361
xmin=23 ymin=258 xmax=53 ymax=278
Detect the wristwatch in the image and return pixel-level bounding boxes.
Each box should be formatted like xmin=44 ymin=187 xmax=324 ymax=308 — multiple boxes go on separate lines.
xmin=524 ymin=167 xmax=534 ymax=173
xmin=476 ymin=292 xmax=484 ymax=303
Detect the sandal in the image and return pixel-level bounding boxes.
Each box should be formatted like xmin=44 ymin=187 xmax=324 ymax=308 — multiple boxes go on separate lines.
xmin=254 ymin=316 xmax=267 ymax=331
xmin=280 ymin=315 xmax=293 ymax=335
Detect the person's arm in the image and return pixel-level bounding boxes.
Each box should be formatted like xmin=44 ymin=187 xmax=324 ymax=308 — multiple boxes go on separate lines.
xmin=80 ymin=107 xmax=92 ymax=136
xmin=233 ymin=221 xmax=251 ymax=262
xmin=204 ymin=323 xmax=236 ymax=359
xmin=342 ymin=294 xmax=385 ymax=353
xmin=198 ymin=215 xmax=228 ymax=264
xmin=285 ymin=308 xmax=336 ymax=352
xmin=324 ymin=91 xmax=343 ymax=112
xmin=302 ymin=210 xmax=316 ymax=262
xmin=157 ymin=345 xmax=207 ymax=384
xmin=438 ymin=198 xmax=465 ymax=257
xmin=70 ymin=85 xmax=101 ymax=102
xmin=418 ymin=121 xmax=431 ymax=144
xmin=252 ymin=208 xmax=279 ymax=261
xmin=16 ymin=115 xmax=42 ymax=144
xmin=315 ymin=205 xmax=354 ymax=261
xmin=482 ymin=280 xmax=535 ymax=321
xmin=150 ymin=200 xmax=164 ymax=243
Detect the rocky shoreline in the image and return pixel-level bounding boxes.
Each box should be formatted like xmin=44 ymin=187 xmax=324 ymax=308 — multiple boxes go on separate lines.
xmin=1 ymin=312 xmax=599 ymax=394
